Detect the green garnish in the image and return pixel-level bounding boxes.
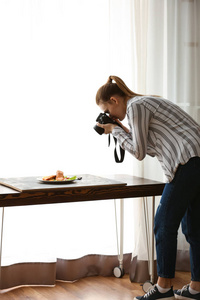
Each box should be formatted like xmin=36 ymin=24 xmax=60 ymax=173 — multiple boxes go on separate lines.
xmin=64 ymin=176 xmax=77 ymax=180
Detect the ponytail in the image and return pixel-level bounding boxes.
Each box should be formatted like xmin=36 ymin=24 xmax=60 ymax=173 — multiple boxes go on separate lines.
xmin=107 ymin=75 xmax=137 ymax=97
xmin=96 ymin=75 xmax=144 ymax=104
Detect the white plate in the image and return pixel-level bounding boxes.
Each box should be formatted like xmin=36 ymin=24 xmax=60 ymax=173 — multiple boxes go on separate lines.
xmin=37 ymin=176 xmax=77 ymax=184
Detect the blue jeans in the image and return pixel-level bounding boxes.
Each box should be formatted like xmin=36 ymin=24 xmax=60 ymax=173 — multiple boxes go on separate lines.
xmin=154 ymin=157 xmax=200 ymax=281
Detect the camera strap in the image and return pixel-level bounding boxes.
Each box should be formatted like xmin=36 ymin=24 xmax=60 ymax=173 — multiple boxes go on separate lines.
xmin=108 ymin=134 xmax=125 ymax=163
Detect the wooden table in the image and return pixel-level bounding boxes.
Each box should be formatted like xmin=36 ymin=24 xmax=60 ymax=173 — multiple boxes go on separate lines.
xmin=0 ymin=174 xmax=165 ymax=207
xmin=0 ymin=174 xmax=165 ymax=287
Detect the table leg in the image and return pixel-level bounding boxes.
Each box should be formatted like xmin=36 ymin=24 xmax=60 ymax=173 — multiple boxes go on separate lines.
xmin=150 ymin=196 xmax=155 ymax=283
xmin=113 ymin=198 xmax=124 ymax=278
xmin=119 ymin=198 xmax=124 ymax=270
xmin=0 ymin=207 xmax=4 ymax=288
xmin=142 ymin=196 xmax=155 ymax=292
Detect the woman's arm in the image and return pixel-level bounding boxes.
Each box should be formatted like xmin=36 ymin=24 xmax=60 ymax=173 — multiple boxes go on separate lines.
xmin=97 ymin=120 xmax=129 ymax=134
xmin=112 ymin=103 xmax=152 ymax=160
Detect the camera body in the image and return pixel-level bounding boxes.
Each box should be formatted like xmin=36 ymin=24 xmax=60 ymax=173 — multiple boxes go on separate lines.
xmin=94 ymin=113 xmax=125 ymax=163
xmin=94 ymin=113 xmax=122 ymax=135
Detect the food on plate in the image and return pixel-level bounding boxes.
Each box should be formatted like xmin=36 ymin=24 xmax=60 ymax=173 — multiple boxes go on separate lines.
xmin=56 ymin=170 xmax=64 ymax=181
xmin=42 ymin=175 xmax=56 ymax=181
xmin=42 ymin=171 xmax=77 ymax=182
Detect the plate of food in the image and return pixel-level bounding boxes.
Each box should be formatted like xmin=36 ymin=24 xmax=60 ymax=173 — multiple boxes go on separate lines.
xmin=37 ymin=170 xmax=81 ymax=184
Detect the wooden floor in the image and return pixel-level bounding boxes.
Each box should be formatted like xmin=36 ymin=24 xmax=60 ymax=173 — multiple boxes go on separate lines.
xmin=0 ymin=271 xmax=190 ymax=300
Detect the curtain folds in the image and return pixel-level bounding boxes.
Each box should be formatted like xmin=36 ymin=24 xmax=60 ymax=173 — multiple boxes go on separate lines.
xmin=137 ymin=0 xmax=200 ymax=270
xmin=0 ymin=251 xmax=191 ymax=291
xmin=1 ymin=254 xmax=156 ymax=291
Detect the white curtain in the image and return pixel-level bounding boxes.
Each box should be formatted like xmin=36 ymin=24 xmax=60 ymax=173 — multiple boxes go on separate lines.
xmin=134 ymin=0 xmax=200 ymax=261
xmin=0 ymin=0 xmax=138 ymax=269
xmin=134 ymin=0 xmax=200 ymax=182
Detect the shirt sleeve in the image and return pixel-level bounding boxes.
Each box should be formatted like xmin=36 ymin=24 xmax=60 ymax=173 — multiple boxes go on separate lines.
xmin=112 ymin=103 xmax=152 ymax=161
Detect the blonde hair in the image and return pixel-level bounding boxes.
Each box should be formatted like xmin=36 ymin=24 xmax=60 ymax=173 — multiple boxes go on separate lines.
xmin=96 ymin=75 xmax=143 ymax=104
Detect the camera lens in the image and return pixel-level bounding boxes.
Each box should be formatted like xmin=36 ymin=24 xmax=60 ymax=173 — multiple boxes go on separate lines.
xmin=93 ymin=125 xmax=104 ymax=135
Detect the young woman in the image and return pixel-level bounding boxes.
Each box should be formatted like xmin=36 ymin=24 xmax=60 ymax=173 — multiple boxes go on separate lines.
xmin=96 ymin=76 xmax=200 ymax=300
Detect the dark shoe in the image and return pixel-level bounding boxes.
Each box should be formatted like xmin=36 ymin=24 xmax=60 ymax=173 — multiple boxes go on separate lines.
xmin=134 ymin=285 xmax=175 ymax=300
xmin=174 ymin=284 xmax=200 ymax=300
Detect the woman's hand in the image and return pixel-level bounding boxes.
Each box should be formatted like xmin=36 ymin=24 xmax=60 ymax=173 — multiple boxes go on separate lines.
xmin=97 ymin=121 xmax=129 ymax=134
xmin=97 ymin=123 xmax=117 ymax=134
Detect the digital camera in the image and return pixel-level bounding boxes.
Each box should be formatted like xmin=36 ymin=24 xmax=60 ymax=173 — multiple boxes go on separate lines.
xmin=93 ymin=113 xmax=122 ymax=135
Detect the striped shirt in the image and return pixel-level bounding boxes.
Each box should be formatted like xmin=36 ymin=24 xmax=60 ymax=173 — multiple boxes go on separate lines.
xmin=112 ymin=96 xmax=200 ymax=182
